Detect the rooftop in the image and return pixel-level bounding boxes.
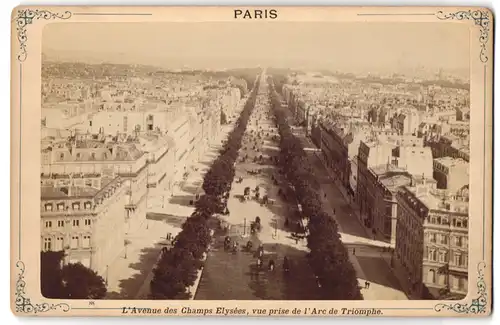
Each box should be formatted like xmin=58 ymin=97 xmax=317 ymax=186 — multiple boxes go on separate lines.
xmin=371 ymin=163 xmax=407 ymax=176
xmin=41 ymin=186 xmax=100 ymax=199
xmin=401 ymin=185 xmax=469 ymax=213
xmin=379 ymin=174 xmax=412 ymax=192
xmin=434 ymin=157 xmax=469 ymax=167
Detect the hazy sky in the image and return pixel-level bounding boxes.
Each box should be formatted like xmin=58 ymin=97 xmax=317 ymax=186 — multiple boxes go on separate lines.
xmin=43 ymin=22 xmax=469 ymax=74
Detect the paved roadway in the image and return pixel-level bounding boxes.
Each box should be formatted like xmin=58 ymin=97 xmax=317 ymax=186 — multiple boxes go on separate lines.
xmin=195 ymin=75 xmax=322 ymax=300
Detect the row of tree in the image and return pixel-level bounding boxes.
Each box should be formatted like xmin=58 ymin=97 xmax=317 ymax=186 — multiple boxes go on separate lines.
xmin=267 ymin=76 xmax=363 ymax=300
xmin=149 ymin=75 xmax=261 ymax=299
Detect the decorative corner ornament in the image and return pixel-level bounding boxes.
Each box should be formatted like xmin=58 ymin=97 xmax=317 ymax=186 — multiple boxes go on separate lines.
xmin=434 ymin=262 xmax=488 ymax=314
xmin=13 ymin=9 xmax=72 ymax=62
xmin=15 ymin=261 xmax=71 ymax=314
xmin=436 ymin=10 xmax=491 ymax=63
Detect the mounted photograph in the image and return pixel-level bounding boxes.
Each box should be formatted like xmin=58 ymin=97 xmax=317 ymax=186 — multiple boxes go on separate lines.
xmin=11 ymin=6 xmax=492 ymax=317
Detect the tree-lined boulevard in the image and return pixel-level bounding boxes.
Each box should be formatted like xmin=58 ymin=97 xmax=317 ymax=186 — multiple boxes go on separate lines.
xmin=40 ymin=69 xmax=406 ymax=301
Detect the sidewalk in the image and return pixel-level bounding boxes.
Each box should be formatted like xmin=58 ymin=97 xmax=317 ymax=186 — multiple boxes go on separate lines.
xmin=105 ymin=219 xmax=181 ymax=299
xmin=312 ymin=149 xmax=394 ymax=246
xmin=380 ymin=251 xmax=421 ymax=299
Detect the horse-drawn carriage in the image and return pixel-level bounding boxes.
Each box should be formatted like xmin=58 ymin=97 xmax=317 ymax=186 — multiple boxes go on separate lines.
xmin=250 ymin=216 xmax=262 ymax=234
xmin=242 ymin=186 xmax=251 ymax=201
xmin=224 ymin=236 xmax=238 ymax=252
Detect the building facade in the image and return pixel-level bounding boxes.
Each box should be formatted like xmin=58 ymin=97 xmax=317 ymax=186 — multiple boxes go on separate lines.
xmin=319 ymin=123 xmax=351 ymax=189
xmin=433 ymin=157 xmax=469 ymax=192
xmin=396 ymin=184 xmax=469 ymax=298
xmin=41 ymin=176 xmax=129 ymax=275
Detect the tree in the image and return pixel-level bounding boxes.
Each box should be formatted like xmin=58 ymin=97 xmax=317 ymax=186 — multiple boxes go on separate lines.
xmin=195 ymin=194 xmax=223 ymax=216
xmin=150 ymin=262 xmax=191 ymax=300
xmin=61 ymin=263 xmax=107 ymax=299
xmin=41 ymin=251 xmax=64 ymax=298
xmin=40 ymin=251 xmax=107 ymax=299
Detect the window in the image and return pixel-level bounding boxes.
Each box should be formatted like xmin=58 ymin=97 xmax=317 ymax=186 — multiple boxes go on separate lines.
xmin=459 ymin=277 xmax=467 ymax=291
xmin=45 ymin=221 xmax=52 ymax=228
xmin=427 ymin=269 xmax=436 ymax=283
xmin=430 ymin=233 xmax=437 ymax=243
xmin=73 ymin=219 xmax=80 ymax=227
xmin=83 ymin=235 xmax=91 ymax=248
xmin=455 ymin=236 xmax=462 ymax=247
xmin=72 ymin=203 xmax=80 ymax=210
xmin=43 ymin=238 xmax=52 ymax=251
xmin=84 ymin=219 xmax=92 ymax=226
xmin=463 ymin=219 xmax=468 ymax=228
xmin=428 ymin=249 xmax=437 ymax=261
xmin=44 ymin=204 xmax=53 ymax=211
xmin=439 ymin=273 xmax=448 ymax=286
xmin=76 ymin=153 xmax=81 ymax=160
xmin=455 ymin=219 xmax=463 ymax=227
xmin=386 ymin=204 xmax=392 ymax=216
xmin=454 ymin=253 xmax=462 ymax=266
xmin=55 ymin=237 xmax=64 ymax=251
xmin=59 ymin=153 xmax=64 ymax=161
xmin=57 ymin=203 xmax=65 ymax=211
xmin=440 ymin=234 xmax=448 ymax=245
xmin=57 ymin=220 xmax=64 ymax=227
xmin=439 ymin=251 xmax=448 ymax=263
xmin=84 ymin=201 xmax=92 ymax=209
xmin=452 ymin=275 xmax=460 ymax=289
xmin=71 ymin=236 xmax=79 ymax=249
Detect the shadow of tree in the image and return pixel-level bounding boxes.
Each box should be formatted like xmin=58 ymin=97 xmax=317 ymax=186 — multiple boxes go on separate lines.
xmin=105 ymin=244 xmax=163 ymax=299
xmin=168 ymin=194 xmax=196 ymax=207
xmin=146 ymin=213 xmax=188 ymax=228
xmin=181 ymin=183 xmax=202 ymax=195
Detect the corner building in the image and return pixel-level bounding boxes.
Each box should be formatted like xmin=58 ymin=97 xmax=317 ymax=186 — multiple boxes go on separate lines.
xmin=396 ymin=184 xmax=469 ymax=299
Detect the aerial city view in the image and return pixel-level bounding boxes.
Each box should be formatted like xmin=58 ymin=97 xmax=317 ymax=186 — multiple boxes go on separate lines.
xmin=39 ymin=22 xmax=470 ymax=301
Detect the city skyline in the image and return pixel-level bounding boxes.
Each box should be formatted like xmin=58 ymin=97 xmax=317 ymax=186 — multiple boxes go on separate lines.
xmin=43 ymin=22 xmax=469 ymax=77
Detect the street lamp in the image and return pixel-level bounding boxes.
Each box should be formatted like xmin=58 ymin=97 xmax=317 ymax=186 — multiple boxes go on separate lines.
xmin=124 ymin=239 xmax=131 ymax=259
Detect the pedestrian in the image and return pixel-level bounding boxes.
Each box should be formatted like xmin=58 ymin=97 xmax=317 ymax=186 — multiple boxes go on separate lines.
xmin=353 ymin=248 xmax=356 ymax=256
xmin=295 ymin=237 xmax=299 ymax=244
xmin=364 ymin=281 xmax=369 ymax=289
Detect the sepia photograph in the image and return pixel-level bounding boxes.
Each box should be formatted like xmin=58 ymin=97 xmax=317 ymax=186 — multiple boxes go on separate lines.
xmin=11 ymin=6 xmax=492 ymax=317
xmin=39 ymin=20 xmax=471 ymax=301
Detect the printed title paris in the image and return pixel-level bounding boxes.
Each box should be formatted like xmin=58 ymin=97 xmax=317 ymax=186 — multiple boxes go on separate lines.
xmin=234 ymin=9 xmax=278 ymax=19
